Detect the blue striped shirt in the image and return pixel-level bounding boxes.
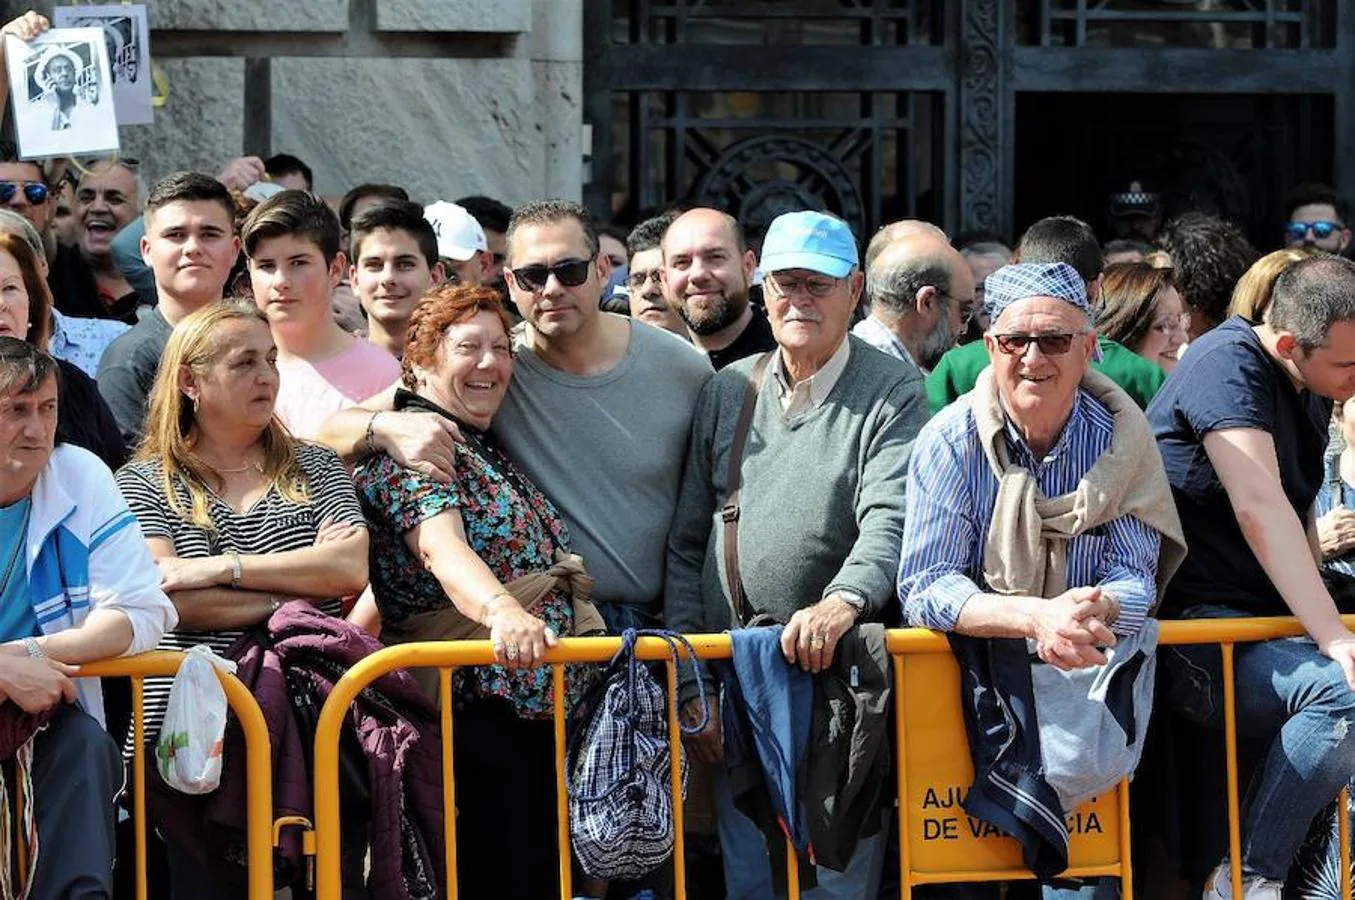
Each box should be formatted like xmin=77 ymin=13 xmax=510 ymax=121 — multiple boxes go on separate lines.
xmin=897 ymin=388 xmax=1160 ymax=636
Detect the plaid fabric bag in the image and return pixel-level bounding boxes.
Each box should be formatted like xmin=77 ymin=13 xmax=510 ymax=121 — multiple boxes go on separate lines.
xmin=566 ymin=628 xmax=708 ymax=880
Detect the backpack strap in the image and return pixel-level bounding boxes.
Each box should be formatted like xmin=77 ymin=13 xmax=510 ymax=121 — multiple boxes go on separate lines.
xmin=722 ymin=352 xmax=773 ymax=628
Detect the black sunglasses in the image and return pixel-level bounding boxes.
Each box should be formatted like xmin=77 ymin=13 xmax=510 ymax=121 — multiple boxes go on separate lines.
xmin=994 ymin=332 xmax=1081 ymax=356
xmin=509 ymin=257 xmax=593 ymax=292
xmin=0 ymin=182 xmax=48 ymax=205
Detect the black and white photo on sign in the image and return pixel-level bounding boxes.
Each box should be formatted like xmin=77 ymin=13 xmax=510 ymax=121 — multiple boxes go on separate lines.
xmin=4 ymin=28 xmax=118 ymax=159
xmin=53 ymin=4 xmax=153 ymax=125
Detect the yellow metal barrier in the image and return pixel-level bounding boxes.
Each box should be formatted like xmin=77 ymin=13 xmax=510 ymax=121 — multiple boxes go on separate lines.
xmin=310 ymin=620 xmax=1355 ymax=899
xmin=80 ymin=651 xmax=275 ymax=900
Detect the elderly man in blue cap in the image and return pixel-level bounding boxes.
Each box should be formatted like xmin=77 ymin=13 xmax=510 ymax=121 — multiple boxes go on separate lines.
xmin=666 ymin=210 xmax=928 ymax=897
xmin=897 ymin=262 xmax=1186 ymax=898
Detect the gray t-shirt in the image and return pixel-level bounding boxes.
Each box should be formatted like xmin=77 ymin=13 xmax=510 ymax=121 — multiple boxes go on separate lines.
xmin=96 ymin=305 xmax=172 ymax=446
xmin=493 ymin=318 xmax=713 ymax=608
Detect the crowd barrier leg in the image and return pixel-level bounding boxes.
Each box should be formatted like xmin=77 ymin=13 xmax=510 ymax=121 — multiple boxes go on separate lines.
xmin=665 ymin=660 xmax=688 ymax=899
xmin=132 ymin=675 xmax=147 ymax=900
xmin=439 ymin=667 xmax=459 ymax=900
xmin=80 ymin=652 xmax=275 ymax=900
xmin=1222 ymin=643 xmax=1244 ymax=900
xmin=553 ymin=663 xmax=572 ymax=900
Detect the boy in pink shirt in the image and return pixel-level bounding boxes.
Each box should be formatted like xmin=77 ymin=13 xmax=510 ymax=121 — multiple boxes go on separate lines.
xmin=241 ymin=190 xmax=399 ymax=439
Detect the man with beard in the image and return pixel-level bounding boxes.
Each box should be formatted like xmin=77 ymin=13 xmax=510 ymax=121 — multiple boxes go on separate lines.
xmin=853 ymin=230 xmax=975 ymax=374
xmin=662 ymin=207 xmax=777 ymax=370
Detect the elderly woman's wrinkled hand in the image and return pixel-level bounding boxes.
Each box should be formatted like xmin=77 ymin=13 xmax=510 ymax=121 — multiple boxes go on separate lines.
xmin=485 ymin=601 xmax=558 ymax=671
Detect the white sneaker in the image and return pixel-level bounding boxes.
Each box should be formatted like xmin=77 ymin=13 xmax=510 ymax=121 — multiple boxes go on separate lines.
xmin=1202 ymin=862 xmax=1283 ymax=900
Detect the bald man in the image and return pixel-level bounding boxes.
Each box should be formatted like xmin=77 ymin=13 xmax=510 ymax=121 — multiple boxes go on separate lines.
xmin=853 ymin=230 xmax=976 ymax=374
xmin=863 ymin=218 xmax=949 ymax=273
xmin=661 ymin=208 xmax=777 ymax=369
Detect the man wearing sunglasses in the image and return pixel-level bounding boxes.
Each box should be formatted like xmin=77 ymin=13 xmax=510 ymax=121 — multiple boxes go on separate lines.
xmin=315 ymin=199 xmax=711 ymax=640
xmin=899 ymin=262 xmax=1184 ymax=900
xmin=929 ymin=215 xmax=1167 ymax=414
xmin=489 ymin=199 xmax=711 ymax=633
xmin=1283 ymin=182 xmax=1350 ymax=256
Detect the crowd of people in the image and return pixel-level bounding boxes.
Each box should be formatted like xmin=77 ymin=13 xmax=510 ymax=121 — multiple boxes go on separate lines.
xmin=8 ymin=9 xmax=1355 ymax=900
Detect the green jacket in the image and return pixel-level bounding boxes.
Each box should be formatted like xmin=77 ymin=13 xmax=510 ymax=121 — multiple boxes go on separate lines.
xmin=925 ymin=337 xmax=1166 ymax=414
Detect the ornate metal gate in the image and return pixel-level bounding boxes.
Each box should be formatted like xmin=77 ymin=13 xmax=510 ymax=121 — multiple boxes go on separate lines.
xmin=582 ymin=0 xmax=954 ymax=240
xmin=584 ymin=1 xmax=1355 ymax=245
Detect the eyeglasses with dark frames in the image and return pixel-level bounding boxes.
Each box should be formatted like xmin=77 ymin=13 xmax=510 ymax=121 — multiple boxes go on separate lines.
xmin=627 ymin=269 xmax=663 ymax=291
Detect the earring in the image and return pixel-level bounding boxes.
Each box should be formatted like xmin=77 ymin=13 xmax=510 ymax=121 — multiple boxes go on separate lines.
xmin=191 ymin=396 xmax=199 ymax=414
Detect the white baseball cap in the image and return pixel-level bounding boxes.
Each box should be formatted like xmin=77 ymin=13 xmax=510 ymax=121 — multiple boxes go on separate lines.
xmin=424 ymin=201 xmax=488 ymax=261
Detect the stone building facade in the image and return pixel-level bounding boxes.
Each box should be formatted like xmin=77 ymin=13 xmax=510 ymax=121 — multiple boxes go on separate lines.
xmin=8 ymin=0 xmax=585 ymax=205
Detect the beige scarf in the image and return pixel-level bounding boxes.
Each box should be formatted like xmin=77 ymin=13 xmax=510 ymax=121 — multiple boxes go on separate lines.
xmin=381 ymin=550 xmax=606 ymax=644
xmin=972 ymin=366 xmax=1187 ymax=602
xmin=380 ymin=551 xmax=606 ymax=697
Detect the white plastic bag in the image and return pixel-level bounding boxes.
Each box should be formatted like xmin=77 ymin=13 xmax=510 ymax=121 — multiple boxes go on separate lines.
xmin=155 ymin=645 xmax=237 ymax=795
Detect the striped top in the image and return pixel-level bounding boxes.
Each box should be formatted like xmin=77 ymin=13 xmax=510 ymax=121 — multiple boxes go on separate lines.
xmin=114 ymin=442 xmax=365 ymax=740
xmin=897 ymin=388 xmax=1160 ymax=636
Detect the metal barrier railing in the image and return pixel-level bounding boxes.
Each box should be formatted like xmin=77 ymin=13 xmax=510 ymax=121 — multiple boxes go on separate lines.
xmin=309 ymin=620 xmax=1355 ymax=899
xmin=80 ymin=651 xmax=275 ymax=900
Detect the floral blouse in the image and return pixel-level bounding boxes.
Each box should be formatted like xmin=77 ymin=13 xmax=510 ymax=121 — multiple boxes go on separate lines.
xmin=356 ymin=405 xmax=593 ymax=719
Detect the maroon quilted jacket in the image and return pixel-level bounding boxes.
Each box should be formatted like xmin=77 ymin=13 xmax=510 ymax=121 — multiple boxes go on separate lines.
xmin=148 ymin=602 xmax=445 ymax=898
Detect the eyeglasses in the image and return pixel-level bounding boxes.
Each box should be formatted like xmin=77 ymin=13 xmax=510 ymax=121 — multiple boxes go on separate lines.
xmin=1286 ymin=220 xmax=1344 ymax=242
xmin=627 ymin=269 xmax=663 ymax=291
xmin=0 ymin=182 xmax=48 ymax=205
xmin=993 ymin=332 xmax=1085 ymax=356
xmin=1151 ymin=312 xmax=1191 ymax=335
xmin=765 ymin=272 xmax=842 ymax=299
xmin=509 ymin=257 xmax=593 ymax=292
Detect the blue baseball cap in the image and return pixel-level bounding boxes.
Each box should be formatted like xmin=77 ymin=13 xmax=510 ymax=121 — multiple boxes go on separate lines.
xmin=759 ymin=211 xmax=859 ymax=279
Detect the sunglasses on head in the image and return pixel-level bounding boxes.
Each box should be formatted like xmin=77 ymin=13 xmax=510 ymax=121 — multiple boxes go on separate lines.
xmin=0 ymin=182 xmax=48 ymax=205
xmin=509 ymin=257 xmax=592 ymax=292
xmin=1286 ymin=220 xmax=1343 ymax=241
xmin=994 ymin=332 xmax=1081 ymax=356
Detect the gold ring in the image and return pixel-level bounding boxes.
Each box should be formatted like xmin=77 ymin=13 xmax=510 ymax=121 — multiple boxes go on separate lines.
xmin=809 ymin=635 xmax=825 ymax=647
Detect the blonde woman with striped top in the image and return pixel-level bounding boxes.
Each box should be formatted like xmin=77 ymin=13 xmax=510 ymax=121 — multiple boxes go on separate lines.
xmin=113 ymin=301 xmax=367 ymax=898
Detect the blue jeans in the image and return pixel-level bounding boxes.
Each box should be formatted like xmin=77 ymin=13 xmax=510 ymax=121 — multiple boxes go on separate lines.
xmin=712 ymin=764 xmax=887 ymax=898
xmin=1163 ymin=605 xmax=1355 ymax=881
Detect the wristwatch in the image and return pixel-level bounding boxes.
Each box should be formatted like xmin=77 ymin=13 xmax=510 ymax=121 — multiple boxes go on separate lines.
xmin=834 ymin=590 xmax=867 ymax=617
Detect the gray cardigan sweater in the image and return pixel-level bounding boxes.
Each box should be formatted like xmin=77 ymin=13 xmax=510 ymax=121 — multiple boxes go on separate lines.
xmin=664 ymin=337 xmax=929 ymax=657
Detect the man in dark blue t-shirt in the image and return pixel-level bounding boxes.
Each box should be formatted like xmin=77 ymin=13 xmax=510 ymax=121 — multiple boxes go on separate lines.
xmin=1148 ymin=254 xmax=1355 ymax=899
